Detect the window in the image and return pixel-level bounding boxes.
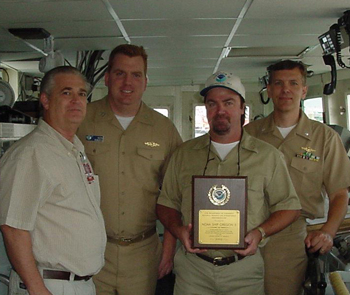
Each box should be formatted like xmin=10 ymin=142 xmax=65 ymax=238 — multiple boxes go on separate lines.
xmin=154 ymin=108 xmax=169 ymax=118
xmin=303 ymin=97 xmax=324 ymax=123
xmin=194 ymin=105 xmax=209 ymax=138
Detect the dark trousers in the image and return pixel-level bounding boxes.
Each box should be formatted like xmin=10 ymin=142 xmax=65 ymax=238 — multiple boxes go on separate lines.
xmin=155 ymin=273 xmax=175 ymax=295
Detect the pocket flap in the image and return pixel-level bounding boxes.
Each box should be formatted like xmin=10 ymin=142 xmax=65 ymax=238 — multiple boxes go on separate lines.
xmin=291 ymin=156 xmax=319 ymax=173
xmin=137 ymin=148 xmax=164 ymax=161
xmin=85 ymin=143 xmax=111 ymax=155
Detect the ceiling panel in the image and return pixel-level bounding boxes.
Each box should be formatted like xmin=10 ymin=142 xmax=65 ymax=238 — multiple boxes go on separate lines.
xmin=129 ymin=36 xmax=228 ymax=49
xmin=109 ymin=0 xmax=246 ymax=19
xmin=3 ymin=21 xmax=121 ymax=39
xmin=0 ymin=1 xmax=109 ymax=23
xmin=147 ymin=47 xmax=223 ymax=60
xmin=122 ymin=19 xmax=236 ymax=37
xmin=0 ymin=0 xmax=349 ymax=86
xmin=229 ymin=34 xmax=321 ymax=48
xmin=237 ymin=18 xmax=337 ymax=35
xmin=246 ymin=0 xmax=350 ymax=19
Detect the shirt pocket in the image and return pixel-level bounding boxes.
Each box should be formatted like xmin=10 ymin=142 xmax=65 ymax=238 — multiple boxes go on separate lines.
xmin=135 ymin=148 xmax=165 ymax=192
xmin=137 ymin=148 xmax=165 ymax=161
xmin=290 ymin=156 xmax=321 ymax=196
xmin=291 ymin=156 xmax=319 ymax=174
xmin=84 ymin=143 xmax=111 ymax=168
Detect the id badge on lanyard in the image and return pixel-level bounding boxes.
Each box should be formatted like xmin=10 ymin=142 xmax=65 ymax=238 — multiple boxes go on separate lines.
xmin=80 ymin=152 xmax=95 ymax=184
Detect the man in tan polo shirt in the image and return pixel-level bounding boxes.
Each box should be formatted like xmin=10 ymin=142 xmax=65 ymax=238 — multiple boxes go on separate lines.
xmin=0 ymin=66 xmax=106 ymax=295
xmin=245 ymin=60 xmax=350 ymax=295
xmin=78 ymin=44 xmax=182 ymax=295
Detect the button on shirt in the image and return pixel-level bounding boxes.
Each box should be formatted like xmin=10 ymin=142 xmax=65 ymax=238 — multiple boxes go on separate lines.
xmin=0 ymin=119 xmax=106 ymax=276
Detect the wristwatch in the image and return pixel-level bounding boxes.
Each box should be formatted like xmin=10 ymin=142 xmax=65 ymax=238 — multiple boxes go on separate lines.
xmin=256 ymin=226 xmax=266 ymax=242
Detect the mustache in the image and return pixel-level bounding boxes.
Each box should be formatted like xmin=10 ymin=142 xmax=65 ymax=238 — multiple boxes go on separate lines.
xmin=214 ymin=114 xmax=230 ymax=120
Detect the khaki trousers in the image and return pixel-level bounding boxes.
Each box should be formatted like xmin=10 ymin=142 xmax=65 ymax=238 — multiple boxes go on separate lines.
xmin=261 ymin=217 xmax=308 ymax=295
xmin=9 ymin=269 xmax=96 ymax=295
xmin=173 ymin=246 xmax=265 ymax=295
xmin=94 ymin=233 xmax=162 ymax=295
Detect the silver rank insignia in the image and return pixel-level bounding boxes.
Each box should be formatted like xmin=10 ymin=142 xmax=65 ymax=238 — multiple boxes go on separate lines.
xmin=208 ymin=185 xmax=231 ymax=206
xmin=296 ymin=146 xmax=320 ymax=162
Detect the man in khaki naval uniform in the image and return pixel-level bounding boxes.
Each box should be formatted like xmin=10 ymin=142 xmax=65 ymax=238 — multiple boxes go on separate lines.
xmin=157 ymin=71 xmax=301 ymax=295
xmin=0 ymin=66 xmax=106 ymax=295
xmin=78 ymin=44 xmax=182 ymax=295
xmin=245 ymin=60 xmax=350 ymax=295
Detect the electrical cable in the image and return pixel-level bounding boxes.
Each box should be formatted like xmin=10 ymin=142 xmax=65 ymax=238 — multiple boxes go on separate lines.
xmin=259 ymin=88 xmax=270 ymax=105
xmin=18 ymin=73 xmax=26 ymax=101
xmin=93 ymin=63 xmax=108 ymax=78
xmin=78 ymin=51 xmax=87 ymax=71
xmin=92 ymin=64 xmax=108 ymax=87
xmin=334 ymin=24 xmax=350 ymax=69
xmin=64 ymin=58 xmax=72 ymax=67
xmin=75 ymin=50 xmax=107 ymax=102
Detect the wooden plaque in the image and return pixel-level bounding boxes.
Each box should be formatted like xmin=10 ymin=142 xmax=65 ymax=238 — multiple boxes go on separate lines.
xmin=192 ymin=176 xmax=247 ymax=249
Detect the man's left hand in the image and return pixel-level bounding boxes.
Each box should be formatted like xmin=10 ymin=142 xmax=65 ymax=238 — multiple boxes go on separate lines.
xmin=158 ymin=255 xmax=173 ymax=279
xmin=305 ymin=230 xmax=333 ymax=255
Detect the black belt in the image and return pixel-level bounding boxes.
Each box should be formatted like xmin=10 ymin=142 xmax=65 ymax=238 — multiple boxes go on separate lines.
xmin=196 ymin=253 xmax=244 ymax=266
xmin=107 ymin=227 xmax=156 ymax=246
xmin=43 ymin=270 xmax=92 ymax=281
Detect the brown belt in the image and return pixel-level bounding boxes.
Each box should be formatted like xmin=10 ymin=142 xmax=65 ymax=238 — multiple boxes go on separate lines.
xmin=107 ymin=227 xmax=156 ymax=246
xmin=196 ymin=253 xmax=244 ymax=266
xmin=43 ymin=270 xmax=92 ymax=281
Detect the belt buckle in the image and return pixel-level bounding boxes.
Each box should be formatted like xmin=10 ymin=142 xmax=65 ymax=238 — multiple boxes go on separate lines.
xmin=119 ymin=237 xmax=133 ymax=246
xmin=83 ymin=276 xmax=92 ymax=281
xmin=213 ymin=257 xmax=223 ymax=266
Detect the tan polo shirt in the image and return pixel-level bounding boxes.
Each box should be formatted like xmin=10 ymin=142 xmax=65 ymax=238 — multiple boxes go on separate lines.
xmin=245 ymin=111 xmax=350 ymax=219
xmin=77 ymin=97 xmax=182 ymax=239
xmin=0 ymin=119 xmax=106 ymax=276
xmin=157 ymin=131 xmax=301 ymax=258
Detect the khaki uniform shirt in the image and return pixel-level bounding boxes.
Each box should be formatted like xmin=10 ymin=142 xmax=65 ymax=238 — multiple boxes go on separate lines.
xmin=0 ymin=119 xmax=106 ymax=276
xmin=245 ymin=111 xmax=350 ymax=219
xmin=157 ymin=131 xmax=301 ymax=258
xmin=77 ymin=97 xmax=182 ymax=239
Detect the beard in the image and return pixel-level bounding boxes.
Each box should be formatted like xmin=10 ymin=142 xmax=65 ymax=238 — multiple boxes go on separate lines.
xmin=212 ymin=115 xmax=231 ymax=135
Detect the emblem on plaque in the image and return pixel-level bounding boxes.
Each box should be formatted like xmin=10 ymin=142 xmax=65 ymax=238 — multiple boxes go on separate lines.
xmin=208 ymin=185 xmax=230 ymax=206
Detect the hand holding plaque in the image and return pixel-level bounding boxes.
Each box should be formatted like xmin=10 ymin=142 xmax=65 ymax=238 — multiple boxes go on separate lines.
xmin=192 ymin=176 xmax=247 ymax=249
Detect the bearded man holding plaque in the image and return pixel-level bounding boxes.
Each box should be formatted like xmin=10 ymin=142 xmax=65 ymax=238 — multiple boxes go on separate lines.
xmin=156 ymin=71 xmax=301 ymax=295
